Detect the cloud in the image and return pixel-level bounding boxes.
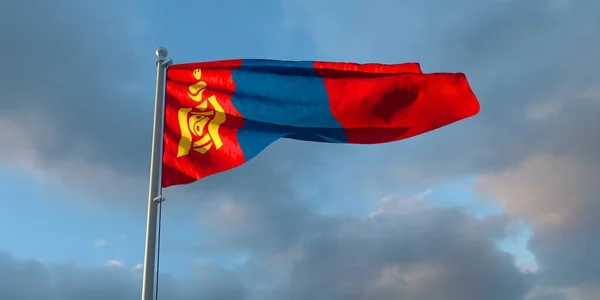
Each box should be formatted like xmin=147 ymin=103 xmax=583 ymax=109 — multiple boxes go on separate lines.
xmin=525 ymin=284 xmax=600 ymax=300
xmin=270 ymin=202 xmax=531 ymax=300
xmin=0 ymin=0 xmax=347 ymax=211
xmin=477 ymin=154 xmax=600 ymax=296
xmin=276 ymin=0 xmax=600 ymax=298
xmin=178 ymin=186 xmax=533 ymax=300
xmin=2 ymin=0 xmax=600 ymax=299
xmin=442 ymin=1 xmax=600 ymax=297
xmin=107 ymin=260 xmax=125 ymax=268
xmin=275 ymin=2 xmax=600 ymax=296
xmin=0 ymin=193 xmax=532 ymax=300
xmin=0 ymin=251 xmax=140 ymax=300
xmin=0 ymin=251 xmax=248 ymax=300
xmin=368 ymin=189 xmax=432 ymax=218
xmin=440 ymin=2 xmax=600 ymax=297
xmin=2 ymin=0 xmax=598 ymax=194
xmin=0 ymin=0 xmax=154 ymax=199
xmin=93 ymin=239 xmax=107 ymax=247
xmin=477 ymin=155 xmax=597 ymax=229
xmin=277 ymin=0 xmax=600 ymax=182
xmin=132 ymin=264 xmax=144 ymax=272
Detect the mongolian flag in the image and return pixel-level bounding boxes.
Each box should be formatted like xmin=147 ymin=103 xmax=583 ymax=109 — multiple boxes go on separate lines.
xmin=162 ymin=59 xmax=479 ymax=187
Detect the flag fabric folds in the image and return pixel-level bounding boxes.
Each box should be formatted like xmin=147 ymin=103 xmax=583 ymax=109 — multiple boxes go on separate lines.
xmin=161 ymin=59 xmax=479 ymax=187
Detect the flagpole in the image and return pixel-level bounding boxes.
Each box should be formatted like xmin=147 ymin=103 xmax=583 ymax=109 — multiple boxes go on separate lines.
xmin=141 ymin=47 xmax=172 ymax=300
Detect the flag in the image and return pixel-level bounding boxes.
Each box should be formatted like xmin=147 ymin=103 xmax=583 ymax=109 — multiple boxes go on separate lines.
xmin=161 ymin=59 xmax=479 ymax=187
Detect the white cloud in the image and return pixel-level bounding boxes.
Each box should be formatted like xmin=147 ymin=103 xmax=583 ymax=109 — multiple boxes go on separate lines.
xmin=525 ymin=285 xmax=600 ymax=300
xmin=369 ymin=263 xmax=442 ymax=292
xmin=476 ymin=155 xmax=596 ymax=229
xmin=106 ymin=260 xmax=124 ymax=268
xmin=369 ymin=189 xmax=432 ymax=218
xmin=526 ymin=101 xmax=563 ymax=121
xmin=527 ymin=82 xmax=600 ymax=121
xmin=132 ymin=264 xmax=143 ymax=272
xmin=93 ymin=239 xmax=107 ymax=247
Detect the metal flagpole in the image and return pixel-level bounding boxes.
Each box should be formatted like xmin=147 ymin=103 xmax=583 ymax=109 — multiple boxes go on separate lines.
xmin=141 ymin=47 xmax=172 ymax=300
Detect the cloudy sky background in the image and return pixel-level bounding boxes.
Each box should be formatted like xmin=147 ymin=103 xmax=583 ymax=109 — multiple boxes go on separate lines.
xmin=1 ymin=0 xmax=599 ymax=299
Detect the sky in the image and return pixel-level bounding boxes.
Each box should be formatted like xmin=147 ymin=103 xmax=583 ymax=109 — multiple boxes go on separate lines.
xmin=0 ymin=0 xmax=599 ymax=299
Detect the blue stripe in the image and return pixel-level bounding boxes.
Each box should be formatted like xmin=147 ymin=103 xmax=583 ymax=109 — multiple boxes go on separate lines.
xmin=231 ymin=59 xmax=347 ymax=161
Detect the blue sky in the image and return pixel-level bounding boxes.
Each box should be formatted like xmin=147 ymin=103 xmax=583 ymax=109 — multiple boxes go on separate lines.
xmin=1 ymin=0 xmax=599 ymax=299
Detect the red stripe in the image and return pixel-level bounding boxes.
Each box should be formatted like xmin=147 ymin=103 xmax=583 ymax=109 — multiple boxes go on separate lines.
xmin=162 ymin=60 xmax=245 ymax=187
xmin=320 ymin=72 xmax=480 ymax=144
xmin=314 ymin=61 xmax=422 ymax=77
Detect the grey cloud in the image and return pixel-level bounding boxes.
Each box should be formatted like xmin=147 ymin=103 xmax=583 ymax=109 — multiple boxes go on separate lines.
xmin=433 ymin=0 xmax=600 ymax=297
xmin=3 ymin=0 xmax=598 ymax=191
xmin=184 ymin=177 xmax=534 ymax=300
xmin=271 ymin=0 xmax=600 ymax=298
xmin=478 ymin=155 xmax=600 ymax=294
xmin=412 ymin=0 xmax=600 ymax=176
xmin=3 ymin=0 xmax=600 ymax=299
xmin=0 ymin=0 xmax=155 ymax=182
xmin=280 ymin=0 xmax=600 ymax=179
xmin=0 ymin=0 xmax=338 ymax=203
xmin=276 ymin=210 xmax=531 ymax=300
xmin=0 ymin=196 xmax=532 ymax=300
xmin=0 ymin=251 xmax=248 ymax=300
xmin=0 ymin=251 xmax=139 ymax=300
xmin=444 ymin=1 xmax=600 ymax=297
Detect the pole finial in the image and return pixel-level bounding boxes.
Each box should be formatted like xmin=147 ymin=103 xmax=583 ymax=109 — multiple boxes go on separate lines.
xmin=156 ymin=47 xmax=168 ymax=61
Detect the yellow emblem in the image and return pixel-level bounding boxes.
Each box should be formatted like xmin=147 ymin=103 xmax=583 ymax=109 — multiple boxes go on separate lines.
xmin=177 ymin=68 xmax=226 ymax=157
